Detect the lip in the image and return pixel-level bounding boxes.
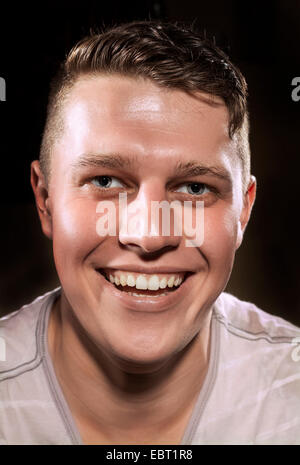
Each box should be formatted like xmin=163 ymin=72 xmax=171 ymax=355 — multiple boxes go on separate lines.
xmin=95 ymin=268 xmax=196 ymax=312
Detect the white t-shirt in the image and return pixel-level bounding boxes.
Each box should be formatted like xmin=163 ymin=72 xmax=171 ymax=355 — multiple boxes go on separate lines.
xmin=0 ymin=287 xmax=299 ymax=445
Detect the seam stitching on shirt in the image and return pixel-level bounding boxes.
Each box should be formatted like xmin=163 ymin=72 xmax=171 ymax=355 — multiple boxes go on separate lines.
xmin=0 ymin=358 xmax=43 ymax=382
xmin=181 ymin=309 xmax=220 ymax=445
xmin=40 ymin=293 xmax=81 ymax=445
xmin=215 ymin=316 xmax=298 ymax=343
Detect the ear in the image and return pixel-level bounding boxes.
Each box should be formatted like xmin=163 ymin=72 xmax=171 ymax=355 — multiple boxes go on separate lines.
xmin=30 ymin=160 xmax=53 ymax=240
xmin=235 ymin=175 xmax=257 ymax=250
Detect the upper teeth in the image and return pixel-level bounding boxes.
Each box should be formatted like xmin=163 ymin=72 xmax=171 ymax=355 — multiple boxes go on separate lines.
xmin=106 ymin=271 xmax=184 ymax=290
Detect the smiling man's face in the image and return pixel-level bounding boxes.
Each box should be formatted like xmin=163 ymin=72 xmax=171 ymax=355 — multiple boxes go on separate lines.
xmin=32 ymin=75 xmax=255 ymax=368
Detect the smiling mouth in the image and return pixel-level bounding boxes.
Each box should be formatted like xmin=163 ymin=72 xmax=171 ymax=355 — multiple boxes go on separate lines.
xmin=97 ymin=269 xmax=193 ymax=297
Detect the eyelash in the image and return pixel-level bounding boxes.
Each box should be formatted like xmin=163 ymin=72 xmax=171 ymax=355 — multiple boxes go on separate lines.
xmin=91 ymin=176 xmax=125 ymax=189
xmin=90 ymin=175 xmax=215 ymax=196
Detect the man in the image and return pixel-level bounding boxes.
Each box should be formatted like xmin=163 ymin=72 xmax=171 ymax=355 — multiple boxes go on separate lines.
xmin=0 ymin=21 xmax=299 ymax=445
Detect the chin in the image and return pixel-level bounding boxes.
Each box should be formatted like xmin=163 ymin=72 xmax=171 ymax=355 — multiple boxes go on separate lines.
xmin=106 ymin=339 xmax=177 ymax=373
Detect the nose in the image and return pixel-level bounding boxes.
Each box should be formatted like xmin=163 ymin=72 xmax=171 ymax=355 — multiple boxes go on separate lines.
xmin=118 ymin=184 xmax=182 ymax=254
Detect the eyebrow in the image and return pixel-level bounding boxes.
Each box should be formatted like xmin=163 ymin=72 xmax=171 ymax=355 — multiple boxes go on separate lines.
xmin=71 ymin=153 xmax=137 ymax=171
xmin=171 ymin=160 xmax=232 ymax=185
xmin=71 ymin=152 xmax=232 ymax=186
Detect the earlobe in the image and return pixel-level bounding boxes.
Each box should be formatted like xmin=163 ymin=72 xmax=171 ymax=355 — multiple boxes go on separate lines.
xmin=30 ymin=160 xmax=53 ymax=240
xmin=235 ymin=221 xmax=243 ymax=250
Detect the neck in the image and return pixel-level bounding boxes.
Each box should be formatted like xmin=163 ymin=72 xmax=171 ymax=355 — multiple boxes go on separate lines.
xmin=48 ymin=293 xmax=212 ymax=444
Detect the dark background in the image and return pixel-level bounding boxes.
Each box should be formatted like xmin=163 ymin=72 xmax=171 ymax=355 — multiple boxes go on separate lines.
xmin=0 ymin=0 xmax=299 ymax=324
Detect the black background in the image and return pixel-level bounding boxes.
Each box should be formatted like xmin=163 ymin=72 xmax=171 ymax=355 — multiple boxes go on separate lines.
xmin=0 ymin=0 xmax=299 ymax=324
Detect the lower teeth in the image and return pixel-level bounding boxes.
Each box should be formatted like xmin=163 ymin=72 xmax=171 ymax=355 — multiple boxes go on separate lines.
xmin=127 ymin=292 xmax=169 ymax=297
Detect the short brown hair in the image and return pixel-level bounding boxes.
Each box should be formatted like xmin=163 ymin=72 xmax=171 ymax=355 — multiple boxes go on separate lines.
xmin=40 ymin=20 xmax=250 ymax=190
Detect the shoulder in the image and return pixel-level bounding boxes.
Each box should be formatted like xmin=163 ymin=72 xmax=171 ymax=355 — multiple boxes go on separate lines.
xmin=212 ymin=291 xmax=300 ymax=397
xmin=194 ymin=293 xmax=300 ymax=444
xmin=213 ymin=291 xmax=300 ymax=343
xmin=0 ymin=287 xmax=61 ymax=379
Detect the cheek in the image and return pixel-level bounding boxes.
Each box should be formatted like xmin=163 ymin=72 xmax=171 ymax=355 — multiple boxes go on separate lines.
xmin=202 ymin=206 xmax=239 ymax=263
xmin=52 ymin=198 xmax=103 ymax=270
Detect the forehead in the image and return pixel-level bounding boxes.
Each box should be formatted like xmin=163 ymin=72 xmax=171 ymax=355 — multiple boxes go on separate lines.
xmin=55 ymin=75 xmax=237 ymax=174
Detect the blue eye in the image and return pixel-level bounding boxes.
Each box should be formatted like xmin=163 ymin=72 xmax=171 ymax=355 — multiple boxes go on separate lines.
xmin=176 ymin=183 xmax=210 ymax=195
xmin=91 ymin=176 xmax=124 ymax=189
